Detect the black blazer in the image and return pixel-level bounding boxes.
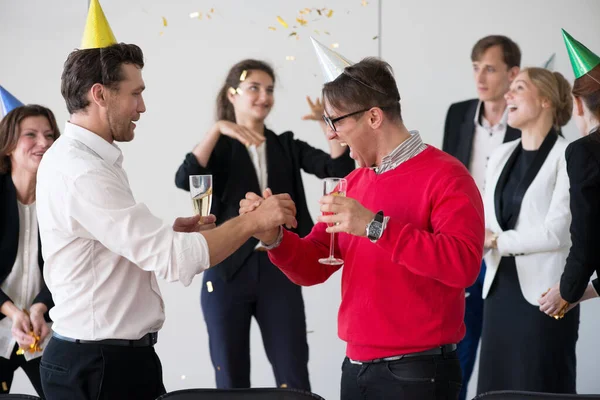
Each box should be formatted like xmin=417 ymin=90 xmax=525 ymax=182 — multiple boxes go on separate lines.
xmin=442 ymin=99 xmax=521 ymax=167
xmin=0 ymin=173 xmax=53 ymax=321
xmin=560 ymin=128 xmax=600 ymax=303
xmin=174 ymin=128 xmax=355 ymax=281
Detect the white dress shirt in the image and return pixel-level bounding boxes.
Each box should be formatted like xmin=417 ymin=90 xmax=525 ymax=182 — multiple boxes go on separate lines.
xmin=247 ymin=143 xmax=268 ymax=193
xmin=0 ymin=202 xmax=48 ymax=360
xmin=468 ymin=102 xmax=509 ymax=196
xmin=36 ymin=122 xmax=211 ymax=341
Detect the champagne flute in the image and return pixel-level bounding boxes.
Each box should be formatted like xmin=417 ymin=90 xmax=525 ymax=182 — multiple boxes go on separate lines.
xmin=319 ymin=177 xmax=347 ymax=265
xmin=189 ymin=175 xmax=213 ymax=217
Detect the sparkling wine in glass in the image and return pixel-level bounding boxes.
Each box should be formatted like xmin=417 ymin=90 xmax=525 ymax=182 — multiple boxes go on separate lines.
xmin=319 ymin=177 xmax=347 ymax=266
xmin=189 ymin=175 xmax=213 ymax=217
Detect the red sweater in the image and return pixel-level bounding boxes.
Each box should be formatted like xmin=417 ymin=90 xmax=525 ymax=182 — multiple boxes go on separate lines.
xmin=269 ymin=146 xmax=484 ymax=361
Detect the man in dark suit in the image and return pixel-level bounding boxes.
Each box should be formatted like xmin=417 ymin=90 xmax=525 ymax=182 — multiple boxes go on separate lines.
xmin=442 ymin=35 xmax=521 ymax=400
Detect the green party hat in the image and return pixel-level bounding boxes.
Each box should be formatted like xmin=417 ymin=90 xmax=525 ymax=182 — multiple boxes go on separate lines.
xmin=562 ymin=29 xmax=600 ymax=79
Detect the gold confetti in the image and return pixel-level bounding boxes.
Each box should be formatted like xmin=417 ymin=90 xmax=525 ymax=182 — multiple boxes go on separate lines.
xmin=296 ymin=17 xmax=308 ymax=26
xmin=289 ymin=32 xmax=297 ymax=37
xmin=16 ymin=331 xmax=42 ymax=355
xmin=1 ymin=382 xmax=6 ymax=391
xmin=331 ymin=43 xmax=339 ymax=48
xmin=210 ymin=8 xmax=215 ymax=13
xmin=162 ymin=16 xmax=168 ymax=27
xmin=304 ymin=8 xmax=312 ymax=13
xmin=240 ymin=70 xmax=247 ymax=81
xmin=314 ymin=29 xmax=320 ymax=35
xmin=207 ymin=13 xmax=212 ymax=19
xmin=361 ymin=0 xmax=369 ymax=5
xmin=280 ymin=384 xmax=288 ymax=388
xmin=159 ymin=31 xmax=164 ymax=36
xmin=277 ymin=16 xmax=288 ymax=28
xmin=316 ymin=9 xmax=322 ymax=16
xmin=206 ymin=281 xmax=214 ymax=292
xmin=217 ymin=366 xmax=221 ymax=371
xmin=228 ymin=87 xmax=236 ymax=95
xmin=189 ymin=11 xmax=201 ymax=19
xmin=324 ymin=31 xmax=330 ymax=35
xmin=372 ymin=35 xmax=379 ymax=40
xmin=268 ymin=26 xmax=277 ymax=31
xmin=327 ymin=9 xmax=334 ymax=18
xmin=286 ymin=56 xmax=296 ymax=61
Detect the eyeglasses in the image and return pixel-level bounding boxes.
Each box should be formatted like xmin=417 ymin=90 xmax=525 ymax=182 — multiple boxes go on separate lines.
xmin=322 ymin=108 xmax=371 ymax=132
xmin=322 ymin=106 xmax=394 ymax=132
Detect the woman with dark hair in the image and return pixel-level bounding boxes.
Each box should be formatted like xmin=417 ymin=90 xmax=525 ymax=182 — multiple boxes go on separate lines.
xmin=0 ymin=104 xmax=59 ymax=398
xmin=539 ymin=31 xmax=600 ymax=317
xmin=175 ymin=59 xmax=354 ymax=390
xmin=478 ymin=67 xmax=577 ymax=394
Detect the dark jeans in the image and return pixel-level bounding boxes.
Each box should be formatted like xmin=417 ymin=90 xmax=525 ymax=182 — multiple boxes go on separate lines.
xmin=202 ymin=251 xmax=310 ymax=390
xmin=457 ymin=260 xmax=485 ymax=400
xmin=0 ymin=344 xmax=45 ymax=398
xmin=341 ymin=351 xmax=462 ymax=400
xmin=40 ymin=336 xmax=166 ymax=400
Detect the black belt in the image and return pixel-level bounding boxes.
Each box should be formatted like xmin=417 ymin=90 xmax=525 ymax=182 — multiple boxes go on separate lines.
xmin=350 ymin=344 xmax=457 ymax=365
xmin=52 ymin=332 xmax=158 ymax=347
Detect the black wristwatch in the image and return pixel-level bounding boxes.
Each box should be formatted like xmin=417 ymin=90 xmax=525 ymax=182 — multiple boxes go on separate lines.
xmin=366 ymin=211 xmax=384 ymax=243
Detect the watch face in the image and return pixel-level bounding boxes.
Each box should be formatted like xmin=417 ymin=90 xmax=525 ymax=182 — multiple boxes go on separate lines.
xmin=368 ymin=222 xmax=383 ymax=240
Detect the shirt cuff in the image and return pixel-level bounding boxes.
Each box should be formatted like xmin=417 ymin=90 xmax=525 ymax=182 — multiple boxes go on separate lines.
xmin=260 ymin=227 xmax=284 ymax=250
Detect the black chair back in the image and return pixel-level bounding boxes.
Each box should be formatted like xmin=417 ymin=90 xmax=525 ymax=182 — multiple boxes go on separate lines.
xmin=474 ymin=391 xmax=600 ymax=399
xmin=157 ymin=388 xmax=325 ymax=400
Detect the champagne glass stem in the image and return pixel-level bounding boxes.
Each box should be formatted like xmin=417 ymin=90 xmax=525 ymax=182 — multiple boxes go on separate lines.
xmin=329 ymin=232 xmax=336 ymax=260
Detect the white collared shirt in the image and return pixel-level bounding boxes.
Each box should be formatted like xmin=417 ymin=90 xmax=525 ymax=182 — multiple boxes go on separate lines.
xmin=247 ymin=142 xmax=268 ymax=192
xmin=36 ymin=122 xmax=211 ymax=341
xmin=0 ymin=202 xmax=46 ymax=360
xmin=468 ymin=102 xmax=509 ymax=195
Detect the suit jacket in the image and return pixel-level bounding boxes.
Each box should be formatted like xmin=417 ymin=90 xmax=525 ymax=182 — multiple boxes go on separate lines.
xmin=443 ymin=99 xmax=521 ymax=167
xmin=560 ymin=128 xmax=600 ymax=302
xmin=482 ymin=131 xmax=572 ymax=305
xmin=0 ymin=173 xmax=53 ymax=321
xmin=174 ymin=128 xmax=355 ymax=281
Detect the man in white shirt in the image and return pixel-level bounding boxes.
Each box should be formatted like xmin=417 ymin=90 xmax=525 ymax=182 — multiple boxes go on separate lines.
xmin=36 ymin=43 xmax=298 ymax=400
xmin=441 ymin=35 xmax=521 ymax=400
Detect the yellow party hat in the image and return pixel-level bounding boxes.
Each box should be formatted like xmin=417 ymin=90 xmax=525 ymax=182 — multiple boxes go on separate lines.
xmin=81 ymin=0 xmax=117 ymax=49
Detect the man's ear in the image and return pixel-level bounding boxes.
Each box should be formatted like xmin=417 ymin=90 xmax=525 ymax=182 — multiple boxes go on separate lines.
xmin=90 ymin=83 xmax=108 ymax=108
xmin=368 ymin=107 xmax=384 ymax=130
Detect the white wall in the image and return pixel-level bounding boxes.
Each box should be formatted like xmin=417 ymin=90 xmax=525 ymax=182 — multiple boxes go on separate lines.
xmin=1 ymin=1 xmax=599 ymax=399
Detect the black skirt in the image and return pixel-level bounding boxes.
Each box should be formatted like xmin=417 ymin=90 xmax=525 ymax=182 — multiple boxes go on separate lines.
xmin=477 ymin=257 xmax=579 ymax=395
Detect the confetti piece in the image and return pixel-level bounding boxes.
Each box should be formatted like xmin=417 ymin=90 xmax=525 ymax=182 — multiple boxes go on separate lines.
xmin=217 ymin=366 xmax=221 ymax=371
xmin=281 ymin=384 xmax=288 ymax=388
xmin=210 ymin=8 xmax=215 ymax=13
xmin=316 ymin=9 xmax=322 ymax=16
xmin=314 ymin=29 xmax=320 ymax=35
xmin=181 ymin=375 xmax=186 ymax=380
xmin=289 ymin=32 xmax=297 ymax=37
xmin=207 ymin=14 xmax=212 ymax=19
xmin=1 ymin=382 xmax=6 ymax=391
xmin=372 ymin=35 xmax=379 ymax=40
xmin=207 ymin=281 xmax=214 ymax=292
xmin=331 ymin=43 xmax=339 ymax=48
xmin=286 ymin=56 xmax=296 ymax=61
xmin=277 ymin=16 xmax=288 ymax=28
xmin=296 ymin=17 xmax=308 ymax=26
xmin=240 ymin=70 xmax=247 ymax=81
xmin=305 ymin=8 xmax=312 ymax=13
xmin=16 ymin=331 xmax=42 ymax=355
xmin=324 ymin=31 xmax=330 ymax=35
xmin=162 ymin=17 xmax=168 ymax=27
xmin=361 ymin=0 xmax=369 ymax=5
xmin=327 ymin=9 xmax=334 ymax=18
xmin=159 ymin=31 xmax=164 ymax=36
xmin=189 ymin=11 xmax=201 ymax=19
xmin=307 ymin=330 xmax=315 ymax=333
xmin=268 ymin=26 xmax=277 ymax=31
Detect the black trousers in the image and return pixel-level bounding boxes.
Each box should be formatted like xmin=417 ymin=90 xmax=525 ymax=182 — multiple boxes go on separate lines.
xmin=40 ymin=336 xmax=166 ymax=400
xmin=0 ymin=343 xmax=45 ymax=398
xmin=341 ymin=351 xmax=462 ymax=400
xmin=201 ymin=251 xmax=310 ymax=390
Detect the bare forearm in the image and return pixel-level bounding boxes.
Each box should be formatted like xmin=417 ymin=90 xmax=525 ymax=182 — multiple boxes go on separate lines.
xmin=200 ymin=214 xmax=257 ymax=266
xmin=580 ymin=284 xmax=599 ymax=302
xmin=192 ymin=126 xmax=221 ymax=167
xmin=0 ymin=301 xmax=19 ymax=319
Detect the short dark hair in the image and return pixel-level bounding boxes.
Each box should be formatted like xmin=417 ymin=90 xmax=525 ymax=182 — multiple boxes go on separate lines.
xmin=61 ymin=43 xmax=144 ymax=114
xmin=216 ymin=59 xmax=275 ymax=123
xmin=471 ymin=35 xmax=521 ymax=69
xmin=322 ymin=57 xmax=402 ymax=122
xmin=572 ymin=64 xmax=600 ymax=122
xmin=0 ymin=105 xmax=60 ymax=173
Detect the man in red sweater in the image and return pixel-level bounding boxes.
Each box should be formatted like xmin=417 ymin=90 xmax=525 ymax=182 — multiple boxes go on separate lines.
xmin=241 ymin=58 xmax=484 ymax=400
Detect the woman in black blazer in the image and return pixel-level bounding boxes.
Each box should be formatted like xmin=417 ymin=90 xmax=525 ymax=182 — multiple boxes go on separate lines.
xmin=0 ymin=105 xmax=59 ymax=398
xmin=539 ymin=43 xmax=600 ymax=316
xmin=175 ymin=59 xmax=354 ymax=390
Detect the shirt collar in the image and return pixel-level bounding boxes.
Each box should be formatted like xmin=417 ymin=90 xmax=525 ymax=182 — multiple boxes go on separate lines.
xmin=63 ymin=122 xmax=122 ymax=166
xmin=473 ymin=101 xmax=509 ymax=130
xmin=376 ymin=130 xmax=425 ymax=174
